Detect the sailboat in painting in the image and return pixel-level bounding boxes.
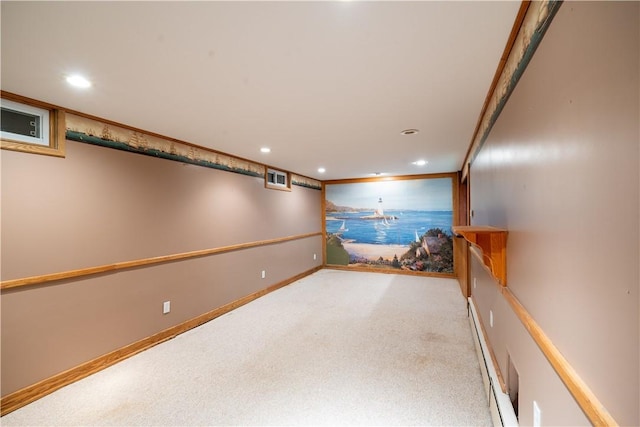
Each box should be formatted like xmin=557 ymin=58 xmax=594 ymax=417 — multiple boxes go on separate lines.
xmin=337 ymin=221 xmax=348 ymax=234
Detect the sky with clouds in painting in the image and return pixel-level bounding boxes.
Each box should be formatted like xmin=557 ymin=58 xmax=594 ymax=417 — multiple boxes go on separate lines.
xmin=326 ymin=178 xmax=452 ymax=211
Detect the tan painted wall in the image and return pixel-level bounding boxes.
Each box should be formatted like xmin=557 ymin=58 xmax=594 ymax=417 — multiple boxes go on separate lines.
xmin=1 ymin=140 xmax=322 ymax=395
xmin=470 ymin=2 xmax=639 ymax=426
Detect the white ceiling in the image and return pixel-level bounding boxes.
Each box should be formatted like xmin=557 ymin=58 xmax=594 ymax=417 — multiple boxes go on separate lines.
xmin=1 ymin=1 xmax=520 ymax=181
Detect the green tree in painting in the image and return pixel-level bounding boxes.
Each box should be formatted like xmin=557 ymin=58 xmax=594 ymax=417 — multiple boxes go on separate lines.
xmin=326 ymin=234 xmax=349 ymax=265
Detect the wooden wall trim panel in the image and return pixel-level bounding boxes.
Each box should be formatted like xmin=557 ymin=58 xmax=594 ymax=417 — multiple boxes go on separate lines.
xmin=501 ymin=287 xmax=618 ymax=426
xmin=1 ymin=232 xmax=322 ymax=291
xmin=0 ymin=265 xmax=323 ymax=416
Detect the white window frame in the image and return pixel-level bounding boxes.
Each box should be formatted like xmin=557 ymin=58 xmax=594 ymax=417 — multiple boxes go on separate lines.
xmin=1 ymin=94 xmax=65 ymax=157
xmin=265 ymin=167 xmax=291 ymax=191
xmin=1 ymin=98 xmax=50 ymax=146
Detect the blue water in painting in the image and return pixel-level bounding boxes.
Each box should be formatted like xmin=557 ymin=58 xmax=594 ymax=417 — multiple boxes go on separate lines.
xmin=326 ymin=210 xmax=453 ymax=245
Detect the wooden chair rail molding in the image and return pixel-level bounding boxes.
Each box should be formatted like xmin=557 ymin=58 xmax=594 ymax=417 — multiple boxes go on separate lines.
xmin=0 ymin=265 xmax=323 ymax=416
xmin=452 ymin=226 xmax=507 ymax=286
xmin=502 ymin=287 xmax=618 ymax=426
xmin=0 ymin=232 xmax=322 ymax=291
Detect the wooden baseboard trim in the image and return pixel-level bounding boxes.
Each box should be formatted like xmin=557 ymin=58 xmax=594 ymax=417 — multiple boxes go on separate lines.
xmin=0 ymin=265 xmax=322 ymax=416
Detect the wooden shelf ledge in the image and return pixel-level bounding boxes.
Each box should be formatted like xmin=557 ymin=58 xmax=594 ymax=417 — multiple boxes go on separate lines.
xmin=452 ymin=226 xmax=508 ymax=286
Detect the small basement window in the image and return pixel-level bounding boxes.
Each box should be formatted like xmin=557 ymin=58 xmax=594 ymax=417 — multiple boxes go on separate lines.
xmin=1 ymin=96 xmax=65 ymax=157
xmin=265 ymin=167 xmax=291 ymax=191
xmin=1 ymin=99 xmax=49 ymax=146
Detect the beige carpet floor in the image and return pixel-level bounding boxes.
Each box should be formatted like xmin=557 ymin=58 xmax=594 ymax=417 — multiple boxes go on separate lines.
xmin=2 ymin=269 xmax=491 ymax=426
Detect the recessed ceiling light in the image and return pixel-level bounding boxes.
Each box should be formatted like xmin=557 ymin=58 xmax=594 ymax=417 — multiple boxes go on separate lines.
xmin=318 ymin=167 xmax=326 ymax=173
xmin=66 ymin=75 xmax=92 ymax=88
xmin=412 ymin=160 xmax=428 ymax=166
xmin=401 ymin=129 xmax=419 ymax=136
xmin=260 ymin=147 xmax=271 ymax=153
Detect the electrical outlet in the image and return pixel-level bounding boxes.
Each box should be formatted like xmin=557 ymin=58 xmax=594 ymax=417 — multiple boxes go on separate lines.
xmin=261 ymin=270 xmax=266 ymax=279
xmin=313 ymin=253 xmax=317 ymax=260
xmin=490 ymin=310 xmax=494 ymax=328
xmin=163 ymin=301 xmax=171 ymax=314
xmin=533 ymin=400 xmax=541 ymax=427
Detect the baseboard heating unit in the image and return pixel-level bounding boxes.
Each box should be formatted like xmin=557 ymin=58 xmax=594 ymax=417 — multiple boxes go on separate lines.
xmin=468 ymin=297 xmax=518 ymax=427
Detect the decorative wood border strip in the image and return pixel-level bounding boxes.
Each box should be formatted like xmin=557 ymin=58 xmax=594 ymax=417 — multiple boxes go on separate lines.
xmin=0 ymin=266 xmax=323 ymax=416
xmin=323 ymin=172 xmax=457 ymax=186
xmin=65 ymin=113 xmax=324 ymax=189
xmin=501 ymin=287 xmax=617 ymax=426
xmin=0 ymin=91 xmax=321 ymax=190
xmin=1 ymin=232 xmax=322 ymax=291
xmin=65 ymin=110 xmax=264 ymax=178
xmin=291 ymin=174 xmax=321 ymax=190
xmin=461 ymin=0 xmax=563 ymax=180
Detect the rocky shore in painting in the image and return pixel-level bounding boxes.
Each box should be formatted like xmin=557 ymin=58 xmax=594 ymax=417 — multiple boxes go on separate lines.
xmin=326 ymin=228 xmax=453 ymax=273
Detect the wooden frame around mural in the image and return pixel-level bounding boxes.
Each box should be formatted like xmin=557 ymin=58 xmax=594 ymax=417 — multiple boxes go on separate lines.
xmin=323 ymin=173 xmax=459 ymax=277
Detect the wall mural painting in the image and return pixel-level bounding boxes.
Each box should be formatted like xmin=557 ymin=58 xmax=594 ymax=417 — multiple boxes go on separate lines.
xmin=325 ymin=177 xmax=454 ymax=274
